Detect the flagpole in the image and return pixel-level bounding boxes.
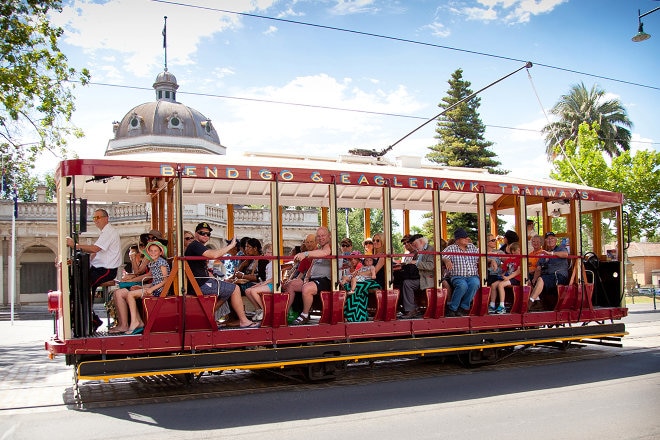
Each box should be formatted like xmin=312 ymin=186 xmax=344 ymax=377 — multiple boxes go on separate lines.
xmin=163 ymin=16 xmax=168 ymax=71
xmin=10 ymin=204 xmax=15 ymax=325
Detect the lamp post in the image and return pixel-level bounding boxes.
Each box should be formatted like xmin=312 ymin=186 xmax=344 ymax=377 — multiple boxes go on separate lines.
xmin=632 ymin=6 xmax=660 ymax=42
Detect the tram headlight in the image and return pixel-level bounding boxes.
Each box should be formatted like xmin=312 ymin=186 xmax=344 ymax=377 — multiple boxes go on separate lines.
xmin=47 ymin=291 xmax=61 ymax=313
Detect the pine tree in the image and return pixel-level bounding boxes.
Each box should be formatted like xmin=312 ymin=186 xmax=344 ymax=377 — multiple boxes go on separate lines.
xmin=427 ymin=69 xmax=503 ymax=174
xmin=426 ymin=69 xmax=505 ymax=238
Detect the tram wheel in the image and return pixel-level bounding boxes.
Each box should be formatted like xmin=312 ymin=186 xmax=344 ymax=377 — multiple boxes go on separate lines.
xmin=457 ymin=348 xmax=501 ymax=368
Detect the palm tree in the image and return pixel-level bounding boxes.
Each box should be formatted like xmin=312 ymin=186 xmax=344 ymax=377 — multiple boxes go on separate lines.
xmin=542 ymin=82 xmax=632 ymax=160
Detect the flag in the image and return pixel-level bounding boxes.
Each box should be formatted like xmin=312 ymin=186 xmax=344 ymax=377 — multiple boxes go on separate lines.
xmin=1 ymin=168 xmax=8 ymax=195
xmin=162 ymin=16 xmax=167 ymax=48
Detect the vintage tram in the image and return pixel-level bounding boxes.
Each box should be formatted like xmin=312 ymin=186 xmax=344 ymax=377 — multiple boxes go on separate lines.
xmin=45 ymin=152 xmax=627 ymax=390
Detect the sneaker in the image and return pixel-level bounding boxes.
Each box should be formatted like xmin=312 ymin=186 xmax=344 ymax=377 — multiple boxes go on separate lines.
xmin=488 ymin=305 xmax=497 ymax=314
xmin=252 ymin=309 xmax=264 ymax=322
xmin=495 ymin=305 xmax=506 ymax=314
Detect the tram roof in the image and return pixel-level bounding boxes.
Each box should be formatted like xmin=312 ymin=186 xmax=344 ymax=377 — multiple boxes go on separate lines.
xmin=58 ymin=152 xmax=623 ymax=214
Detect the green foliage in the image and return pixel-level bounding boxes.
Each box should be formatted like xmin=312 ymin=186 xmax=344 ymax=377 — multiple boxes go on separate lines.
xmin=551 ymin=122 xmax=660 ymax=241
xmin=542 ymin=82 xmax=632 ymax=160
xmin=426 ymin=69 xmax=504 ymax=174
xmin=0 ymin=0 xmax=90 ymax=197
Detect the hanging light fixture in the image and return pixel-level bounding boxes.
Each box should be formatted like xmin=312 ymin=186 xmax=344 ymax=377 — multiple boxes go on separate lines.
xmin=632 ymin=7 xmax=660 ymax=42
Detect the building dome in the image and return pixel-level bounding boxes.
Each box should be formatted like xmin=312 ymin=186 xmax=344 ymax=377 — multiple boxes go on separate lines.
xmin=105 ymin=69 xmax=226 ymax=156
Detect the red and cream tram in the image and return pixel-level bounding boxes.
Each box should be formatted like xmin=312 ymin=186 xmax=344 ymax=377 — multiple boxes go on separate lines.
xmin=45 ymin=152 xmax=627 ymax=388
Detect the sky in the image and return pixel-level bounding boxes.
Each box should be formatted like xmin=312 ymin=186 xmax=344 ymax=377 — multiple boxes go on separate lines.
xmin=38 ymin=0 xmax=659 ymax=181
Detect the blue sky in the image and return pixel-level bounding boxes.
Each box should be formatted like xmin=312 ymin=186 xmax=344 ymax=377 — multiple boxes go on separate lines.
xmin=42 ymin=0 xmax=659 ymax=180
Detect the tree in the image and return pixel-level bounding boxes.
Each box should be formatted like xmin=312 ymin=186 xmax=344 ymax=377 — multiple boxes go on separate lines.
xmin=426 ymin=68 xmax=504 ymax=239
xmin=427 ymin=68 xmax=504 ymax=174
xmin=551 ymin=122 xmax=660 ymax=242
xmin=0 ymin=0 xmax=90 ymax=193
xmin=542 ymin=82 xmax=632 ymax=160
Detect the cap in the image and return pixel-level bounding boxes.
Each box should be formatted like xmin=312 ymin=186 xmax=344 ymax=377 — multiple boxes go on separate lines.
xmin=544 ymin=231 xmax=556 ymax=238
xmin=196 ymin=222 xmax=213 ymax=232
xmin=363 ymin=239 xmax=373 ymax=244
xmin=453 ymin=228 xmax=469 ymax=239
xmin=340 ymin=237 xmax=353 ymax=246
xmin=526 ymin=219 xmax=535 ymax=225
xmin=409 ymin=233 xmax=424 ymax=243
xmin=147 ymin=229 xmax=163 ymax=239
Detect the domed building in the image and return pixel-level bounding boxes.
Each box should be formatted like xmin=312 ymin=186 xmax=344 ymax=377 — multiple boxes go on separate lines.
xmin=0 ymin=68 xmax=316 ymax=308
xmin=105 ymin=69 xmax=225 ymax=156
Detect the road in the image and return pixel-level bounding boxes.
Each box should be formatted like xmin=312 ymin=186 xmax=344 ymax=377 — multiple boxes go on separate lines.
xmin=0 ymin=303 xmax=658 ymax=440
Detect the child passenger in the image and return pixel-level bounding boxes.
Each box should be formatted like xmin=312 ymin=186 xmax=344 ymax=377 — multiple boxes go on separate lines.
xmin=348 ymin=256 xmax=376 ymax=295
xmin=488 ymin=242 xmax=522 ymax=314
xmin=244 ymin=244 xmax=273 ymax=323
xmin=112 ymin=241 xmax=170 ymax=335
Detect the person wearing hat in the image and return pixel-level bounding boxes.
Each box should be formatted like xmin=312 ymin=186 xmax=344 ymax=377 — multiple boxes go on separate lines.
xmin=184 ymin=222 xmax=258 ymax=328
xmin=338 ymin=237 xmax=354 ymax=279
xmin=528 ymin=231 xmax=569 ymax=311
xmin=400 ymin=234 xmax=435 ymax=319
xmin=441 ymin=228 xmax=481 ymax=317
xmin=110 ymin=240 xmax=170 ymax=335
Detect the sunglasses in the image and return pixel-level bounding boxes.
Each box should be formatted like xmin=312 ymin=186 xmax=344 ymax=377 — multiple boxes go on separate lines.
xmin=197 ymin=231 xmax=211 ymax=237
xmin=184 ymin=236 xmax=194 ymax=241
xmin=92 ymin=215 xmax=106 ymax=220
xmin=364 ymin=242 xmax=373 ymax=245
xmin=488 ymin=239 xmax=496 ymax=242
xmin=373 ymin=239 xmax=381 ymax=242
xmin=341 ymin=244 xmax=350 ymax=247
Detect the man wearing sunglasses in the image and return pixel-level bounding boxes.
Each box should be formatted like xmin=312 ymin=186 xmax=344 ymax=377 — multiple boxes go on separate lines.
xmin=184 ymin=222 xmax=257 ymax=328
xmin=66 ymin=209 xmax=122 ymax=332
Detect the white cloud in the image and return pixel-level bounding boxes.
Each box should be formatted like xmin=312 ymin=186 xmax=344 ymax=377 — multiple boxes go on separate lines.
xmin=264 ymin=25 xmax=278 ymax=35
xmin=424 ymin=21 xmax=452 ymax=38
xmin=330 ymin=0 xmax=379 ymax=15
xmin=50 ymin=0 xmax=272 ymax=78
xmin=459 ymin=0 xmax=568 ymax=24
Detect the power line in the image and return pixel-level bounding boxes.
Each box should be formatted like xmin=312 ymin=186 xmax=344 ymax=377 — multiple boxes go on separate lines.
xmin=153 ymin=0 xmax=659 ymax=92
xmin=81 ymin=80 xmax=660 ymax=147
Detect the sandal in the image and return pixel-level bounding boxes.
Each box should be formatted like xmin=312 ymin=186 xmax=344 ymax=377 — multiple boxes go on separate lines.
xmin=291 ymin=314 xmax=310 ymax=326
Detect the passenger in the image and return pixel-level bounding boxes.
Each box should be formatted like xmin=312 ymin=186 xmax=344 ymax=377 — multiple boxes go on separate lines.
xmin=527 ymin=235 xmax=544 ymax=282
xmin=281 ymin=245 xmax=301 ymax=283
xmin=339 ymin=237 xmax=353 ymax=279
xmin=283 ymin=234 xmax=316 ymax=313
xmin=442 ymin=228 xmax=480 ymax=317
xmin=340 ymin=251 xmax=362 ymax=287
xmin=486 ymin=233 xmax=505 ymax=286
xmin=400 ymin=234 xmax=435 ymax=319
xmin=244 ymin=244 xmax=273 ymax=322
xmin=371 ymin=233 xmax=386 ymax=288
xmin=488 ymin=242 xmax=522 ymax=314
xmin=112 ymin=241 xmax=170 ymax=335
xmin=526 ymin=219 xmax=538 ymax=249
xmin=392 ymin=234 xmax=418 ymax=291
xmin=290 ymin=226 xmax=332 ymax=325
xmin=230 ymin=238 xmax=267 ymax=293
xmin=528 ymin=231 xmax=569 ymax=311
xmin=183 ymin=230 xmax=195 ymax=251
xmin=185 ymin=222 xmax=257 ymax=328
xmin=348 ymin=256 xmax=376 ymax=294
xmin=66 ymin=208 xmax=122 ymax=333
xmin=343 ymin=254 xmax=378 ymax=322
xmin=500 ymin=230 xmax=519 ymax=254
xmin=363 ymin=237 xmax=374 ymax=255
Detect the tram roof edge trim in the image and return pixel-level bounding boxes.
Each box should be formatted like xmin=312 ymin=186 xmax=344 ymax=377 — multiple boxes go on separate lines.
xmin=56 ymin=155 xmax=623 ymax=204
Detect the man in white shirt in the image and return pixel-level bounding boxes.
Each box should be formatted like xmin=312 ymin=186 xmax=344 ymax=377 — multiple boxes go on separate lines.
xmin=67 ymin=209 xmax=122 ymax=332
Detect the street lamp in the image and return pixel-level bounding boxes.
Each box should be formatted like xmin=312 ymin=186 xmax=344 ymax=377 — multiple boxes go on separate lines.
xmin=632 ymin=6 xmax=660 ymax=42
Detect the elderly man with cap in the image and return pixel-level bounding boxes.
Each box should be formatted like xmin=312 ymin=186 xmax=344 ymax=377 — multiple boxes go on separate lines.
xmin=400 ymin=234 xmax=435 ymax=319
xmin=441 ymin=228 xmax=481 ymax=317
xmin=184 ymin=222 xmax=258 ymax=328
xmin=528 ymin=231 xmax=569 ymax=311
